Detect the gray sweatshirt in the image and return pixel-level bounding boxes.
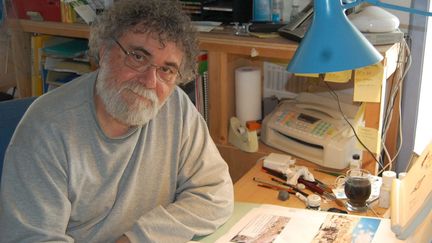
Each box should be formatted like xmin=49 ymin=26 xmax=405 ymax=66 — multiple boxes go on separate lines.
xmin=0 ymin=71 xmax=234 ymax=242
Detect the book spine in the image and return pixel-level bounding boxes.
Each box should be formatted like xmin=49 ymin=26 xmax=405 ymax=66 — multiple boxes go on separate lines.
xmin=30 ymin=34 xmax=51 ymax=96
xmin=202 ymin=70 xmax=209 ymax=123
xmin=66 ymin=0 xmax=97 ymax=24
xmin=61 ymin=0 xmax=77 ymax=23
xmin=197 ymin=51 xmax=209 ymax=123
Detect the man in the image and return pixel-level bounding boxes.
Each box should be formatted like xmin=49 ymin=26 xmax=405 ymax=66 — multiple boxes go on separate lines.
xmin=0 ymin=0 xmax=234 ymax=242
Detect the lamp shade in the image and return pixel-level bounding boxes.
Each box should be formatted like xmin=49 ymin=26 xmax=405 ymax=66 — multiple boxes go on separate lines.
xmin=287 ymin=0 xmax=383 ymax=74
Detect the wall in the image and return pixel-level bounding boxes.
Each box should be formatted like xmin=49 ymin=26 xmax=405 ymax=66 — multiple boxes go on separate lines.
xmin=398 ymin=0 xmax=431 ymax=172
xmin=385 ymin=0 xmax=412 ymax=32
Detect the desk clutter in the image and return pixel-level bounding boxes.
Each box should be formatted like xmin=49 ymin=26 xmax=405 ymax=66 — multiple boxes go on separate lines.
xmin=253 ymin=152 xmax=394 ymax=216
xmin=227 ymin=142 xmax=432 ymax=242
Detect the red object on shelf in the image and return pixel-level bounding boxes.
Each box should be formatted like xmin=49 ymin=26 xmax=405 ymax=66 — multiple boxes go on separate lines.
xmin=12 ymin=0 xmax=61 ymax=22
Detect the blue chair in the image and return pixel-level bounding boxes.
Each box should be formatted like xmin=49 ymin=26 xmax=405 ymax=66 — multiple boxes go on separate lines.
xmin=0 ymin=97 xmax=36 ymax=181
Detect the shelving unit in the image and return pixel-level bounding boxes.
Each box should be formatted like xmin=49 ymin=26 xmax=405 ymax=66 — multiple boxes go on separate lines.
xmin=8 ymin=20 xmax=402 ymax=182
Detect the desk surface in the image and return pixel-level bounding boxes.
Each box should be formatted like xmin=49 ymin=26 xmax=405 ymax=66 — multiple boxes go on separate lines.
xmin=234 ymin=160 xmax=388 ymax=218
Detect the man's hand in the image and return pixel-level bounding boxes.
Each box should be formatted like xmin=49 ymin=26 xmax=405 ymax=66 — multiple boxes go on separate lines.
xmin=116 ymin=235 xmax=131 ymax=243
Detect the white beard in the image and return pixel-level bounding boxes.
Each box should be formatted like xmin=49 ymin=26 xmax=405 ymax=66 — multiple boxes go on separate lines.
xmin=96 ymin=69 xmax=161 ymax=126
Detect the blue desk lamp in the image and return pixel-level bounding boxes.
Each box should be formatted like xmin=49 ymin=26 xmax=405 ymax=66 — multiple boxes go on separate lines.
xmin=287 ymin=0 xmax=432 ymax=74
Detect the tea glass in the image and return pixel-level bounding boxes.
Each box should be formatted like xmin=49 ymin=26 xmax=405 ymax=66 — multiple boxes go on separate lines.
xmin=344 ymin=169 xmax=372 ymax=212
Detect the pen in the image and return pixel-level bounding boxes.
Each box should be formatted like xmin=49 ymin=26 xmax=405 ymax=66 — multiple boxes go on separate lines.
xmin=314 ymin=178 xmax=333 ymax=194
xmin=270 ymin=178 xmax=309 ymax=197
xmin=253 ymin=177 xmax=296 ymax=194
xmin=298 ymin=177 xmax=324 ymax=195
xmin=257 ymin=184 xmax=295 ymax=194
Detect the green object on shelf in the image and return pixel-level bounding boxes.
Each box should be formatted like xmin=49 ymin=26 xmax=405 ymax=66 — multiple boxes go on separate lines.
xmin=43 ymin=39 xmax=88 ymax=58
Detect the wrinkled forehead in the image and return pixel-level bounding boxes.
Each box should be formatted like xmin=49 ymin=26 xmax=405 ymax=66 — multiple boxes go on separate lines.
xmin=122 ymin=22 xmax=184 ymax=53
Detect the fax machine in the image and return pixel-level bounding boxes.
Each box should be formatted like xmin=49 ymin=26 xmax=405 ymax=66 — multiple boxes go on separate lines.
xmin=261 ymin=92 xmax=361 ymax=169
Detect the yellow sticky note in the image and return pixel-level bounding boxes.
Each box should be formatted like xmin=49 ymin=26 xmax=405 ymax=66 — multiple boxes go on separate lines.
xmin=353 ymin=63 xmax=384 ymax=103
xmin=356 ymin=127 xmax=381 ymax=154
xmin=295 ymin=73 xmax=319 ymax=78
xmin=354 ymin=103 xmax=365 ymax=123
xmin=324 ymin=70 xmax=352 ymax=83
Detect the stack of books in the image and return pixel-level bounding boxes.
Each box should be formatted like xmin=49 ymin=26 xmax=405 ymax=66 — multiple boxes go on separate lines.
xmin=30 ymin=36 xmax=92 ymax=95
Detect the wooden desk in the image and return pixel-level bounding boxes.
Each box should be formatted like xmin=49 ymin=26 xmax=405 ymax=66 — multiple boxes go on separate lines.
xmin=234 ymin=159 xmax=388 ymax=218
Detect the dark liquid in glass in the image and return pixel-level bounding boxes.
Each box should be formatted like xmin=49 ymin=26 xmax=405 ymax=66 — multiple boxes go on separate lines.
xmin=344 ymin=177 xmax=371 ymax=207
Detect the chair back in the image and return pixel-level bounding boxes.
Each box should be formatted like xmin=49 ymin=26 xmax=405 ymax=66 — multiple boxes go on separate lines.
xmin=0 ymin=97 xmax=36 ymax=181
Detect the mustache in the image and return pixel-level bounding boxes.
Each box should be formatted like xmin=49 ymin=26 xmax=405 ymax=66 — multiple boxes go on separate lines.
xmin=120 ymin=81 xmax=157 ymax=100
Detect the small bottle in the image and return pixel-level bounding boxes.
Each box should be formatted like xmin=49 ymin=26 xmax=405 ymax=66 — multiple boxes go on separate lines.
xmin=349 ymin=154 xmax=362 ymax=169
xmin=398 ymin=172 xmax=407 ymax=180
xmin=271 ymin=0 xmax=283 ymax=22
xmin=282 ymin=0 xmax=293 ymax=22
xmin=307 ymin=194 xmax=321 ymax=210
xmin=253 ymin=0 xmax=272 ymax=22
xmin=291 ymin=0 xmax=299 ymax=20
xmin=379 ymin=170 xmax=396 ymax=208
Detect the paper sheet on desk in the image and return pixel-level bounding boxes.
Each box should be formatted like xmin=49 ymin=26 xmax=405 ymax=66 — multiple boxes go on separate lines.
xmin=192 ymin=21 xmax=223 ymax=32
xmin=215 ymin=204 xmax=402 ymax=243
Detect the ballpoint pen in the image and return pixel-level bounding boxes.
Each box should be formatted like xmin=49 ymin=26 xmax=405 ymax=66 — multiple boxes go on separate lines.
xmin=253 ymin=177 xmax=296 ymax=194
xmin=257 ymin=184 xmax=295 ymax=195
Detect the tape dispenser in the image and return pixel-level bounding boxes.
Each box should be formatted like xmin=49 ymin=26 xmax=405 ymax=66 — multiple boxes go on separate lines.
xmin=228 ymin=117 xmax=258 ymax=153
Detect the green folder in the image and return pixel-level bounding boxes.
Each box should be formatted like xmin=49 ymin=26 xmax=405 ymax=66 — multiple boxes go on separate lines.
xmin=43 ymin=39 xmax=88 ymax=58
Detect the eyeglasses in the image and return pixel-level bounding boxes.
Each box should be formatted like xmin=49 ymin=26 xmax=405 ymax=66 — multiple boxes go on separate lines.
xmin=113 ymin=39 xmax=181 ymax=84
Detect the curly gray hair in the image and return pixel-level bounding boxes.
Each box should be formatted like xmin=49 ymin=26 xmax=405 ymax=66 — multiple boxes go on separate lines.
xmin=89 ymin=0 xmax=199 ymax=83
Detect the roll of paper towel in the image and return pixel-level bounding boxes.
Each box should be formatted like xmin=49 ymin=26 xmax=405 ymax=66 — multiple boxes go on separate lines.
xmin=235 ymin=66 xmax=262 ymax=124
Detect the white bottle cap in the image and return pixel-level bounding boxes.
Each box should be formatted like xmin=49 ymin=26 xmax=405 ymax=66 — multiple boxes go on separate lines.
xmin=382 ymin=170 xmax=397 ymax=185
xmin=307 ymin=194 xmax=321 ymax=208
xmin=398 ymin=172 xmax=407 ymax=180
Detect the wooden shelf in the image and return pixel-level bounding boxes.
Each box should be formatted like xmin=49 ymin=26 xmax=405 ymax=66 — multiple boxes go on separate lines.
xmin=8 ymin=19 xmax=90 ymax=39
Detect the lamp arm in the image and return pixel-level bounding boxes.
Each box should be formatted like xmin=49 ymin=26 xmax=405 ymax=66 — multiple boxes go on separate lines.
xmin=343 ymin=0 xmax=432 ymax=16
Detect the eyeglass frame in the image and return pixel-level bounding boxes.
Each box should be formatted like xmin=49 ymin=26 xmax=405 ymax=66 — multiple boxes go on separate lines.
xmin=112 ymin=39 xmax=182 ymax=84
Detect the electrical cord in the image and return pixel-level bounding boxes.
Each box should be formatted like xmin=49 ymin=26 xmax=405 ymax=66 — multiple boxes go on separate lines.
xmin=323 ymin=82 xmax=383 ymax=168
xmin=323 ymin=38 xmax=411 ymax=173
xmin=379 ymin=38 xmax=411 ymax=173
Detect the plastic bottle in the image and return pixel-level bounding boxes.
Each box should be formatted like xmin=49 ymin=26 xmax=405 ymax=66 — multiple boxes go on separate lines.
xmin=271 ymin=0 xmax=283 ymax=22
xmin=253 ymin=0 xmax=272 ymax=22
xmin=282 ymin=0 xmax=293 ymax=22
xmin=349 ymin=154 xmax=362 ymax=169
xmin=379 ymin=170 xmax=396 ymax=208
xmin=291 ymin=0 xmax=299 ymax=20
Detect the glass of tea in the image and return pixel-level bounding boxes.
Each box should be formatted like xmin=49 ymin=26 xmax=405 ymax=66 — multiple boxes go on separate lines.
xmin=344 ymin=169 xmax=372 ymax=212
